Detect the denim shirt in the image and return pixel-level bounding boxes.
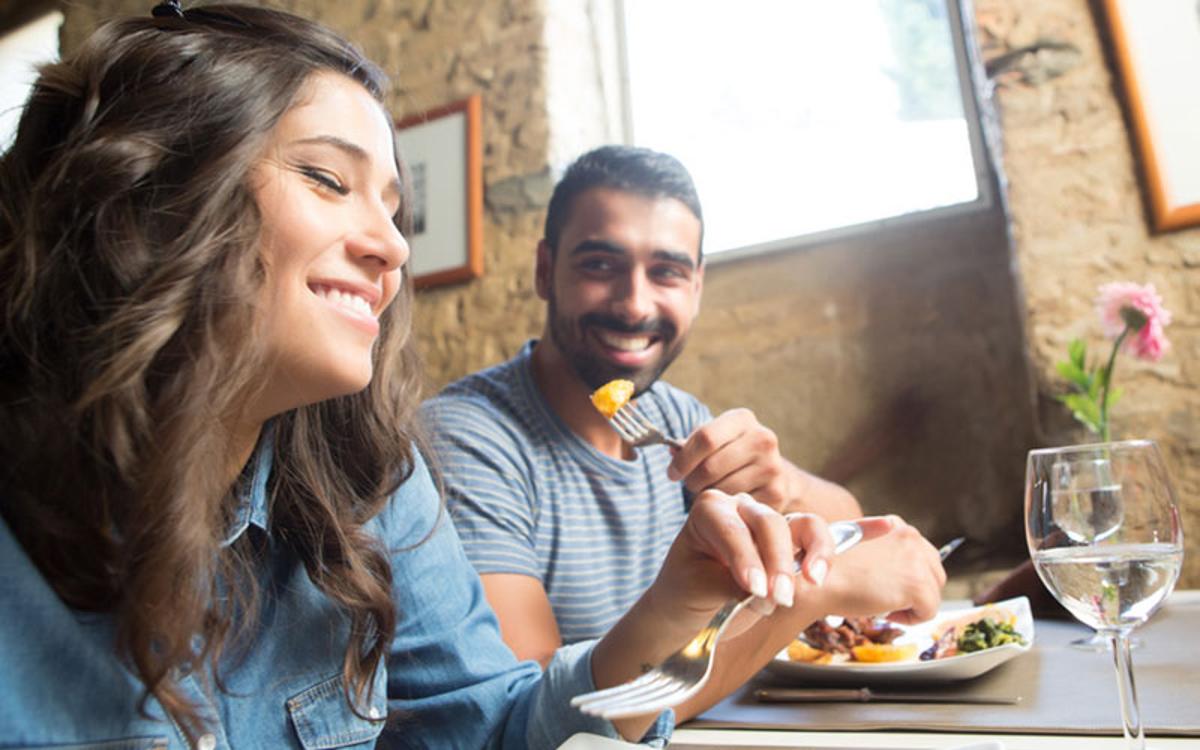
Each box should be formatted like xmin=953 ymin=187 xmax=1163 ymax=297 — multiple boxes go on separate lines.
xmin=0 ymin=442 xmax=673 ymax=749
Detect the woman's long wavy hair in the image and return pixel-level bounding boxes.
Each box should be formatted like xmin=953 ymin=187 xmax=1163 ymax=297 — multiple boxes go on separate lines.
xmin=0 ymin=4 xmax=419 ymax=739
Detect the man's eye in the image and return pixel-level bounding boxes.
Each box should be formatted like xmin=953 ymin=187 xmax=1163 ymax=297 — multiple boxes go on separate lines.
xmin=299 ymin=166 xmax=349 ymax=196
xmin=652 ymin=265 xmax=687 ymax=280
xmin=580 ymin=258 xmax=615 ymax=272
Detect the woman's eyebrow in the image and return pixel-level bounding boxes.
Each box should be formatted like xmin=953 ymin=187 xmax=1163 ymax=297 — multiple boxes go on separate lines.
xmin=290 ymin=134 xmax=403 ymax=202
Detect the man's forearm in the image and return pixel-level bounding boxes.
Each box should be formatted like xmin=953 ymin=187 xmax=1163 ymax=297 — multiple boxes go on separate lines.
xmin=783 ymin=461 xmax=862 ymax=520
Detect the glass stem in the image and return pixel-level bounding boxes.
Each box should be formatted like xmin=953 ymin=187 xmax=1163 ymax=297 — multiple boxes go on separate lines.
xmin=1110 ymin=632 xmax=1146 ymax=749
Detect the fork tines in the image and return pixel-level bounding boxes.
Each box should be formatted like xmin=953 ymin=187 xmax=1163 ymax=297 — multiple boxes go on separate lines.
xmin=571 ymin=671 xmax=700 ymax=719
xmin=609 ymin=406 xmax=649 ymax=442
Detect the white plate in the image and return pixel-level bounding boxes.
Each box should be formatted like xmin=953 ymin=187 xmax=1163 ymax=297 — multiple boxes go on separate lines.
xmin=764 ymin=596 xmax=1034 ymax=686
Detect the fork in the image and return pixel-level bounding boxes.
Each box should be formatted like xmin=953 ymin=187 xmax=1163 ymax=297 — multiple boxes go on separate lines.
xmin=569 ymin=520 xmax=866 ymax=720
xmin=606 ymin=398 xmax=685 ymax=449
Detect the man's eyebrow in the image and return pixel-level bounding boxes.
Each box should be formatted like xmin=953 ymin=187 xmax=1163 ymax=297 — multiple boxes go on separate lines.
xmin=291 ymin=135 xmax=403 ymax=202
xmin=569 ymin=240 xmax=696 ymax=270
xmin=651 ymin=249 xmax=697 ymax=270
xmin=569 ymin=239 xmax=629 ymax=257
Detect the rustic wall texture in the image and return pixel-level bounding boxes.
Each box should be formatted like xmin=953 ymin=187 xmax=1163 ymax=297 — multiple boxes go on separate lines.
xmin=975 ymin=0 xmax=1199 ymax=587
xmin=58 ymin=0 xmax=1197 ymax=587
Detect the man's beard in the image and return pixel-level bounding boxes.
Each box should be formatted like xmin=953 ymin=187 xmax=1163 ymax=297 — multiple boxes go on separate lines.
xmin=546 ymin=289 xmax=687 ymax=397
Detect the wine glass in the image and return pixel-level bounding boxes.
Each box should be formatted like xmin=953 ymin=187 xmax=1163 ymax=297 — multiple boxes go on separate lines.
xmin=1025 ymin=440 xmax=1184 ymax=750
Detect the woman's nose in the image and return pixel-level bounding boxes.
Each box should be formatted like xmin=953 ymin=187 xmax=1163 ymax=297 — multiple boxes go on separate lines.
xmin=350 ymin=206 xmax=409 ymax=271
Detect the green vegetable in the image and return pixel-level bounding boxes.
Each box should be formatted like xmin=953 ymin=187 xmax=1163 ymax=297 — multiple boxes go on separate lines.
xmin=957 ymin=617 xmax=1026 ymax=653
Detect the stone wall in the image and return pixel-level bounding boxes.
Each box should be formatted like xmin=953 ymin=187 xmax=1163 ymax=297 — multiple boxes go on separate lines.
xmin=57 ymin=0 xmax=1198 ymax=587
xmin=976 ymin=0 xmax=1200 ymax=587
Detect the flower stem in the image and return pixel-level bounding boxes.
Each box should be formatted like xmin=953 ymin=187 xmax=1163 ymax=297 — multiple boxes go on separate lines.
xmin=1099 ymin=326 xmax=1131 ymax=442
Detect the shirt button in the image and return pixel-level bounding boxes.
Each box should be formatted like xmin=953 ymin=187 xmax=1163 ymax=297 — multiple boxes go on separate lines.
xmin=368 ymin=705 xmax=385 ymax=720
xmin=197 ymin=734 xmax=216 ymax=750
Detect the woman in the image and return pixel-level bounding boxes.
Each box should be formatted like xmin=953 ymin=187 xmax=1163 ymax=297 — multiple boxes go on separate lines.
xmin=0 ymin=4 xmax=943 ymax=748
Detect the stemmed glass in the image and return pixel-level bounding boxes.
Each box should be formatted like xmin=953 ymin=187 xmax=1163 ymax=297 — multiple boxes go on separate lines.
xmin=1025 ymin=440 xmax=1184 ymax=750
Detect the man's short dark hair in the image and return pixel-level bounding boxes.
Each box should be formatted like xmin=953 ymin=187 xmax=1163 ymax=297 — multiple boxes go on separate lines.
xmin=543 ymin=145 xmax=704 ymax=262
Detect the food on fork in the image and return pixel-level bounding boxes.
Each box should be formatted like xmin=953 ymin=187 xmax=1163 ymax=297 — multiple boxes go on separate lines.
xmin=590 ymin=379 xmax=635 ymax=419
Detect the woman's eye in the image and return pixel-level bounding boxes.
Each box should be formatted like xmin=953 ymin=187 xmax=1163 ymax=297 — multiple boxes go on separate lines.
xmin=299 ymin=166 xmax=349 ymax=196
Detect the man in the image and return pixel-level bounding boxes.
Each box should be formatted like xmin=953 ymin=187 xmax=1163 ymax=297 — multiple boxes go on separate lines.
xmin=421 ymin=146 xmax=942 ymax=717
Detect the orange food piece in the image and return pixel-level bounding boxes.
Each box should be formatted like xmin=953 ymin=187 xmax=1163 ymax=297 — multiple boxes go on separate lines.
xmin=590 ymin=379 xmax=635 ymax=419
xmin=850 ymin=642 xmax=919 ymax=663
xmin=787 ymin=640 xmax=833 ymax=664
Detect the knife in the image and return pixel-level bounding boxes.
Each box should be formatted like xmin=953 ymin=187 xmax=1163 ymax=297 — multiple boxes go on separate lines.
xmin=753 ymin=687 xmax=1020 ymax=705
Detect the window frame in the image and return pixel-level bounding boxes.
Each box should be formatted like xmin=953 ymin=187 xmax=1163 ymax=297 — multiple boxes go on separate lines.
xmin=614 ymin=0 xmax=998 ymax=265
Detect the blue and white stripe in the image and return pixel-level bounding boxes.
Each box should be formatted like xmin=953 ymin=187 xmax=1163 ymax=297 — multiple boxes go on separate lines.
xmin=421 ymin=341 xmax=710 ymax=643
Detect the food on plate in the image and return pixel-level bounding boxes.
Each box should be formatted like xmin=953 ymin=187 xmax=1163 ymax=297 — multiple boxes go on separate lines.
xmin=590 ymin=379 xmax=635 ymax=419
xmin=785 ymin=616 xmax=908 ymax=665
xmin=786 ymin=639 xmax=833 ymax=664
xmin=920 ymin=605 xmax=1027 ymax=660
xmin=851 ymin=642 xmax=920 ymax=663
xmin=786 ymin=605 xmax=1028 ymax=665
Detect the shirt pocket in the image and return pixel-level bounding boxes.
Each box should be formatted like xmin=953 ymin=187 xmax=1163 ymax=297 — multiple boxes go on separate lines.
xmin=287 ymin=670 xmax=387 ymax=750
xmin=8 ymin=739 xmax=169 ymax=750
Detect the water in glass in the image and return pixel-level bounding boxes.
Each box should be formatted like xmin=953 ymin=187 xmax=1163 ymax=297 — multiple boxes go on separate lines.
xmin=1025 ymin=439 xmax=1184 ymax=750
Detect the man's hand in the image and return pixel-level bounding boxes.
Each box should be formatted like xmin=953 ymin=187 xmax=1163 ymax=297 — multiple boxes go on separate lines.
xmin=668 ymin=407 xmax=861 ymax=519
xmin=816 ymin=515 xmax=945 ymax=625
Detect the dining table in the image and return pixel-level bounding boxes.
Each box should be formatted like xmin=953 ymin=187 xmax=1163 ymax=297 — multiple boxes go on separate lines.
xmin=666 ymin=589 xmax=1200 ymax=749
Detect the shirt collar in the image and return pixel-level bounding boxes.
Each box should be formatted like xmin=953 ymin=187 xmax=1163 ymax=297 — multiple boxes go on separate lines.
xmin=220 ymin=427 xmax=273 ymax=547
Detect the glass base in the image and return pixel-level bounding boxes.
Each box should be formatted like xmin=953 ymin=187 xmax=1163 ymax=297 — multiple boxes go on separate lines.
xmin=1070 ymin=632 xmax=1143 ymax=652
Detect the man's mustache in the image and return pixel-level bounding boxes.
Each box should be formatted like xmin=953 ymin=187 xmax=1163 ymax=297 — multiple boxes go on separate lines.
xmin=580 ymin=313 xmax=676 ymax=340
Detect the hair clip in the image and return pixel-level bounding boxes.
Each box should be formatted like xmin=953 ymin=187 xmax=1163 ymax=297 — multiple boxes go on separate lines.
xmin=152 ymin=0 xmax=185 ymax=19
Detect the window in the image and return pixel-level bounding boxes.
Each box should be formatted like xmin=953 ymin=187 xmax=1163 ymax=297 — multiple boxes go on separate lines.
xmin=618 ymin=0 xmax=987 ymax=259
xmin=0 ymin=11 xmax=63 ymax=154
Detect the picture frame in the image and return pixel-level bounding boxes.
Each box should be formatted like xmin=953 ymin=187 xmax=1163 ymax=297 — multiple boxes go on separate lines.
xmin=1102 ymin=0 xmax=1200 ymax=232
xmin=395 ymin=94 xmax=483 ymax=288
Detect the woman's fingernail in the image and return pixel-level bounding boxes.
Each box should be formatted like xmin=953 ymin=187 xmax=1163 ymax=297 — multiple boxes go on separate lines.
xmin=748 ymin=567 xmax=768 ymax=598
xmin=809 ymin=558 xmax=828 ymax=586
xmin=773 ymin=573 xmax=794 ymax=607
xmin=749 ymin=596 xmax=776 ymax=617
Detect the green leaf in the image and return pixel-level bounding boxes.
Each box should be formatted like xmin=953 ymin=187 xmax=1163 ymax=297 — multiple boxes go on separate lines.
xmin=1055 ymin=361 xmax=1091 ymax=391
xmin=1068 ymin=338 xmax=1087 ymax=369
xmin=1059 ymin=393 xmax=1102 ymax=434
xmin=1104 ymin=386 xmax=1123 ymax=410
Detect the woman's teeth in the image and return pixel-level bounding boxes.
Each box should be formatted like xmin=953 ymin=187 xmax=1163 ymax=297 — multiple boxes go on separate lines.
xmin=313 ymin=285 xmax=374 ymax=317
xmin=597 ymin=330 xmax=651 ymax=351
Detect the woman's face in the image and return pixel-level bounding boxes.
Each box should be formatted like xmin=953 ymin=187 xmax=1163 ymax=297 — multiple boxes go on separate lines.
xmin=249 ymin=72 xmax=408 ymax=420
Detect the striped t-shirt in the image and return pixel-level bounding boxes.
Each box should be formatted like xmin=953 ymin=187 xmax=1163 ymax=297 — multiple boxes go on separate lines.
xmin=420 ymin=341 xmax=711 ymax=644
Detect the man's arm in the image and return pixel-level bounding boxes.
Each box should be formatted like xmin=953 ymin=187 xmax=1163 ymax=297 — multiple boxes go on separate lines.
xmin=480 ymin=573 xmax=563 ymax=667
xmin=783 ymin=459 xmax=862 ymax=520
xmin=668 ymin=407 xmax=862 ymax=519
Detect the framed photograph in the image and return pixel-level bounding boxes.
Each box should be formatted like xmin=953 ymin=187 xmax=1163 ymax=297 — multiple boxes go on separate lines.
xmin=395 ymin=94 xmax=483 ymax=288
xmin=1103 ymin=0 xmax=1200 ymax=232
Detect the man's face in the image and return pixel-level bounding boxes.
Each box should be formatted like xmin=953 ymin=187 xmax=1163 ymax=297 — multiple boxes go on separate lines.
xmin=537 ymin=187 xmax=703 ymax=395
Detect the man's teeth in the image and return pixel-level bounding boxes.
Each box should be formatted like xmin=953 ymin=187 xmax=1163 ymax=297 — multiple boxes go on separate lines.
xmin=313 ymin=285 xmax=374 ymax=317
xmin=596 ymin=330 xmax=652 ymax=351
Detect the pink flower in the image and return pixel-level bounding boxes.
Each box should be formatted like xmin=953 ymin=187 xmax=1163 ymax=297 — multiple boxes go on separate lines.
xmin=1095 ymin=282 xmax=1172 ymax=362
